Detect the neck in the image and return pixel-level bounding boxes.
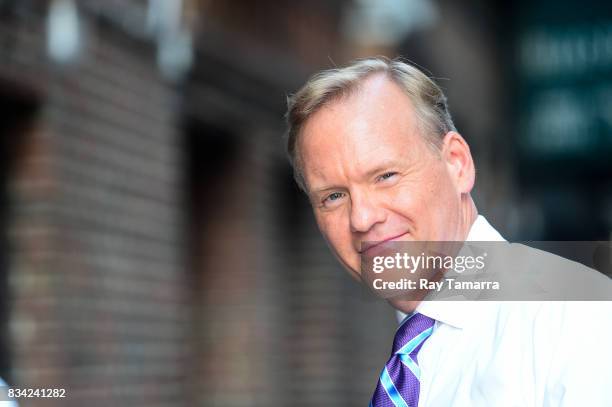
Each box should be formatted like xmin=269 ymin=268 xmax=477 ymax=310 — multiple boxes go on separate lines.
xmin=459 ymin=195 xmax=478 ymax=241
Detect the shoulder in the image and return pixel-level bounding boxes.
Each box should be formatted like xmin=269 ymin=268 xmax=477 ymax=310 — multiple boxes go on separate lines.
xmin=494 ymin=300 xmax=612 ymax=328
xmin=483 ymin=301 xmax=612 ymax=344
xmin=506 ymin=243 xmax=612 ymax=300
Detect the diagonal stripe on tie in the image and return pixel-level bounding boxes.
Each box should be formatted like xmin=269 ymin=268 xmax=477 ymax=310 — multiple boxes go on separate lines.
xmin=396 ymin=326 xmax=434 ymax=355
xmin=398 ymin=354 xmax=420 ymax=379
xmin=380 ymin=367 xmax=409 ymax=407
xmin=370 ymin=313 xmax=435 ymax=407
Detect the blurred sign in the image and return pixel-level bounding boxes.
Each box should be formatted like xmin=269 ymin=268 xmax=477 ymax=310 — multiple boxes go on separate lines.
xmin=517 ymin=2 xmax=612 ymax=163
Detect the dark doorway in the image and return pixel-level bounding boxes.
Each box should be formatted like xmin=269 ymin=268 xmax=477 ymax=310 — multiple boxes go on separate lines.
xmin=0 ymin=78 xmax=40 ymax=382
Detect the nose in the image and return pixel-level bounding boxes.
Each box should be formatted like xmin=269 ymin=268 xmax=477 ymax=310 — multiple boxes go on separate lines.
xmin=349 ymin=191 xmax=387 ymax=234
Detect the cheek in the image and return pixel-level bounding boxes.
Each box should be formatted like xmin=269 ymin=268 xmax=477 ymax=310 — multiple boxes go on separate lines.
xmin=387 ymin=171 xmax=454 ymax=225
xmin=420 ymin=163 xmax=456 ymax=202
xmin=432 ymin=172 xmax=459 ymax=207
xmin=389 ymin=184 xmax=429 ymax=215
xmin=316 ymin=212 xmax=353 ymax=253
xmin=316 ymin=212 xmax=343 ymax=243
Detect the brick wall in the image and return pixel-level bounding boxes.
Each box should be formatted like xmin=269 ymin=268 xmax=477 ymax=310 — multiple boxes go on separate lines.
xmin=1 ymin=4 xmax=190 ymax=406
xmin=0 ymin=3 xmax=403 ymax=407
xmin=184 ymin=48 xmax=397 ymax=405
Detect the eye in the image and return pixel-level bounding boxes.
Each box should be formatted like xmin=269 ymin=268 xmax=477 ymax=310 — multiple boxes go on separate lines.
xmin=377 ymin=172 xmax=397 ymax=182
xmin=322 ymin=192 xmax=345 ymax=206
xmin=326 ymin=192 xmax=344 ymax=202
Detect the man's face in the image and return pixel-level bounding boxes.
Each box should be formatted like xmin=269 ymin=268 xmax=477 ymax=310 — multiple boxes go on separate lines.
xmin=299 ymin=75 xmax=471 ymax=280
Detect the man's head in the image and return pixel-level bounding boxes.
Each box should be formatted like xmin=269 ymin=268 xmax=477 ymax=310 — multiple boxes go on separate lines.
xmin=285 ymin=57 xmax=477 ymax=285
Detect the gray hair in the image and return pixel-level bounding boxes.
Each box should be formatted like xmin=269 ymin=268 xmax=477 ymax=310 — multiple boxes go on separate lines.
xmin=285 ymin=57 xmax=456 ymax=191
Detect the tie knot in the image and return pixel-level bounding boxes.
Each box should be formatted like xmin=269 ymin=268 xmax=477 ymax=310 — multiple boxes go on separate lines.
xmin=392 ymin=312 xmax=436 ymax=355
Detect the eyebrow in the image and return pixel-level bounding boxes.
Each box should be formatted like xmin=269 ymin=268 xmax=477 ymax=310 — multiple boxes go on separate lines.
xmin=310 ymin=160 xmax=404 ymax=195
xmin=362 ymin=159 xmax=404 ymax=179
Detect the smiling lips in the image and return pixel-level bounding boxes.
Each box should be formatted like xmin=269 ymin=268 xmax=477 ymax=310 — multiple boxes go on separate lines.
xmin=359 ymin=232 xmax=410 ymax=254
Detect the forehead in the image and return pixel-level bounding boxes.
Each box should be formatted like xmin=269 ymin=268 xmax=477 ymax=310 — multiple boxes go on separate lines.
xmin=298 ymin=76 xmax=422 ymax=181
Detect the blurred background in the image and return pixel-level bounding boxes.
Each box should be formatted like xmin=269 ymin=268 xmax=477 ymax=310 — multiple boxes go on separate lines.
xmin=0 ymin=0 xmax=611 ymax=406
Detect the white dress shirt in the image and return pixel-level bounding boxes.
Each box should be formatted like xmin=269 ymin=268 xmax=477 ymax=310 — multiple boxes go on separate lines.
xmin=397 ymin=215 xmax=612 ymax=406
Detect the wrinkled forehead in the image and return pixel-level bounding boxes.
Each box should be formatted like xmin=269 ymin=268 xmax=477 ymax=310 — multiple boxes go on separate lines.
xmin=297 ymin=75 xmax=419 ymax=153
xmin=296 ymin=74 xmax=415 ymax=149
xmin=297 ymin=78 xmax=426 ymax=191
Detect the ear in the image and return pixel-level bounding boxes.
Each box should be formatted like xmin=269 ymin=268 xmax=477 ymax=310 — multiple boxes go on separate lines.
xmin=440 ymin=131 xmax=475 ymax=194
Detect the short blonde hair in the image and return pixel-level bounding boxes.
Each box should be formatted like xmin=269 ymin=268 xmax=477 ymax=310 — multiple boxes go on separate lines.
xmin=285 ymin=57 xmax=456 ymax=191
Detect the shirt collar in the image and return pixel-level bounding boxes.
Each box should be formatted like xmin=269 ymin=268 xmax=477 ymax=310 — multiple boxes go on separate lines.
xmin=466 ymin=215 xmax=506 ymax=242
xmin=396 ymin=215 xmax=506 ymax=329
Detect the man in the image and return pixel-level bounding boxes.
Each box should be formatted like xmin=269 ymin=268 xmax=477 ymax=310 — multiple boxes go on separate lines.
xmin=285 ymin=57 xmax=612 ymax=406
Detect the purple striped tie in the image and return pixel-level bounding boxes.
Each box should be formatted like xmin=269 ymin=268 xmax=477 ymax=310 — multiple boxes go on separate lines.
xmin=370 ymin=313 xmax=435 ymax=407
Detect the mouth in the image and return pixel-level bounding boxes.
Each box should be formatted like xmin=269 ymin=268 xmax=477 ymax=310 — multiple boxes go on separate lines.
xmin=359 ymin=232 xmax=410 ymax=255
